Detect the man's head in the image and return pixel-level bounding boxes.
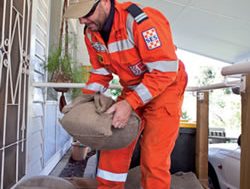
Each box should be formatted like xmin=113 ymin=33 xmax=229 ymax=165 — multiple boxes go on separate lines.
xmin=64 ymin=0 xmax=111 ymax=31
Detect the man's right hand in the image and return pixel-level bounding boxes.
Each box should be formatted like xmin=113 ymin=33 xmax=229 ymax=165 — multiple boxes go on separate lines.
xmin=106 ymin=100 xmax=132 ymax=128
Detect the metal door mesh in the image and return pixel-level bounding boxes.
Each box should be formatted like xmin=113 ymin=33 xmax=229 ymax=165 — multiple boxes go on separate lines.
xmin=0 ymin=0 xmax=32 ymax=188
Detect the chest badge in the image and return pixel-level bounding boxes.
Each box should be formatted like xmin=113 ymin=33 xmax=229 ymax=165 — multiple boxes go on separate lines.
xmin=97 ymin=54 xmax=104 ymax=63
xmin=92 ymin=42 xmax=106 ymax=52
xmin=142 ymin=27 xmax=161 ymax=50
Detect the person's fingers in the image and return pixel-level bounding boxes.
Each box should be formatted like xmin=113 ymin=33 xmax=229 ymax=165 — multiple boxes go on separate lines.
xmin=112 ymin=120 xmax=127 ymax=128
xmin=113 ymin=123 xmax=123 ymax=128
xmin=119 ymin=123 xmax=126 ymax=128
xmin=112 ymin=119 xmax=119 ymax=128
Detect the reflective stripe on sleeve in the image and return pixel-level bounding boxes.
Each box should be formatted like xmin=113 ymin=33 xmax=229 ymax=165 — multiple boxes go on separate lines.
xmin=127 ymin=84 xmax=137 ymax=90
xmin=97 ymin=169 xmax=128 ymax=182
xmin=126 ymin=14 xmax=135 ymax=44
xmin=145 ymin=60 xmax=179 ymax=72
xmin=86 ymin=32 xmax=92 ymax=43
xmin=91 ymin=68 xmax=111 ymax=75
xmin=134 ymin=83 xmax=152 ymax=104
xmin=84 ymin=82 xmax=107 ymax=93
xmin=134 ymin=12 xmax=148 ymax=23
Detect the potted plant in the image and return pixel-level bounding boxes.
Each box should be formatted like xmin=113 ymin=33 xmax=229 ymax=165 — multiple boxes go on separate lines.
xmin=46 ymin=44 xmax=74 ymax=93
xmin=45 ymin=0 xmax=84 ymax=111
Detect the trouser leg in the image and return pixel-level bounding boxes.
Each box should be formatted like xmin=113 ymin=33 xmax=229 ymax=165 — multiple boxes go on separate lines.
xmin=140 ymin=104 xmax=180 ymax=189
xmin=97 ymin=125 xmax=144 ymax=189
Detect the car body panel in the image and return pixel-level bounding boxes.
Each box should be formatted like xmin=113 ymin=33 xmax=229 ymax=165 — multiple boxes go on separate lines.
xmin=208 ymin=143 xmax=240 ymax=189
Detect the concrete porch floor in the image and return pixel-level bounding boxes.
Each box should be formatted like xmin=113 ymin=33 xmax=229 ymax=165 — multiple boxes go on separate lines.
xmin=49 ymin=149 xmax=96 ymax=178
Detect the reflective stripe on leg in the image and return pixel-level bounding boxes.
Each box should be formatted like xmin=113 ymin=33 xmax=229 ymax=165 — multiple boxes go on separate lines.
xmin=97 ymin=169 xmax=128 ymax=182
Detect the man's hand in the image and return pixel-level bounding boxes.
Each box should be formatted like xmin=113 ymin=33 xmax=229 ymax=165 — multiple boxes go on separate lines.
xmin=106 ymin=100 xmax=132 ymax=128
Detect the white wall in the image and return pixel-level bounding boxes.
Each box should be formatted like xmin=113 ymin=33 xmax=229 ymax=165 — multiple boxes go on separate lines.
xmin=76 ymin=24 xmax=91 ymax=66
xmin=27 ymin=0 xmax=50 ymax=176
xmin=27 ymin=0 xmax=72 ymax=177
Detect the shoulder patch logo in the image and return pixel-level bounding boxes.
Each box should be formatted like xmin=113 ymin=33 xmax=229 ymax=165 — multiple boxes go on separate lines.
xmin=142 ymin=28 xmax=161 ymax=50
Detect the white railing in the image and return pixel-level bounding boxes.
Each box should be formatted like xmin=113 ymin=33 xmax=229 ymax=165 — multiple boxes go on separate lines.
xmin=221 ymin=61 xmax=250 ymax=76
xmin=34 ymin=61 xmax=250 ymax=92
xmin=33 ymin=79 xmax=241 ymax=92
xmin=186 ymin=80 xmax=241 ymax=92
xmin=33 ymin=82 xmax=121 ymax=89
xmin=33 ymin=61 xmax=250 ymax=92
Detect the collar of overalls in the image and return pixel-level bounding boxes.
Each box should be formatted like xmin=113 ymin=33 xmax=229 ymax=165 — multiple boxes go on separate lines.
xmin=100 ymin=0 xmax=115 ymax=43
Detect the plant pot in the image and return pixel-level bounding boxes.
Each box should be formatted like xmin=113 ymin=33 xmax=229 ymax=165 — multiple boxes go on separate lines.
xmin=51 ymin=71 xmax=72 ymax=93
xmin=71 ymin=141 xmax=89 ymax=161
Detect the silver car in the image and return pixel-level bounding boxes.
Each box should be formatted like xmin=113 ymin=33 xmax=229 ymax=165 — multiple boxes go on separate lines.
xmin=208 ymin=137 xmax=240 ymax=189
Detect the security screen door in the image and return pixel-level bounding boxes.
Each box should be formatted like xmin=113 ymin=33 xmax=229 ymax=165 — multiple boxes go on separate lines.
xmin=0 ymin=0 xmax=32 ymax=188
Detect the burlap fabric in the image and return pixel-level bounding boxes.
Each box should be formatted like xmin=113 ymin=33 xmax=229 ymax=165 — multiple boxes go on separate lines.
xmin=60 ymin=93 xmax=140 ymax=150
xmin=13 ymin=176 xmax=76 ymax=189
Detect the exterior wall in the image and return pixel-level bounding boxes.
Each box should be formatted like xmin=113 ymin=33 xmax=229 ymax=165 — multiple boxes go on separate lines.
xmin=27 ymin=0 xmax=72 ymax=177
xmin=26 ymin=0 xmax=51 ymax=176
xmin=41 ymin=0 xmax=72 ymax=175
xmin=76 ymin=24 xmax=90 ymax=66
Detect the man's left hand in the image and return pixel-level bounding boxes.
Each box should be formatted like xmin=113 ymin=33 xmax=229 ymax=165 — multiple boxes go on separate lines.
xmin=106 ymin=100 xmax=132 ymax=128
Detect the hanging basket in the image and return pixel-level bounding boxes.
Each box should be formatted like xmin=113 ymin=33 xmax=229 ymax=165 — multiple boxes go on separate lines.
xmin=51 ymin=70 xmax=72 ymax=112
xmin=48 ymin=0 xmax=72 ymax=113
xmin=51 ymin=0 xmax=71 ymax=94
xmin=51 ymin=70 xmax=72 ymax=93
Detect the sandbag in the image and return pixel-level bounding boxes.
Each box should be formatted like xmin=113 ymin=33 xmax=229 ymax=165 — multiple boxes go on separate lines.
xmin=13 ymin=176 xmax=76 ymax=189
xmin=60 ymin=93 xmax=140 ymax=150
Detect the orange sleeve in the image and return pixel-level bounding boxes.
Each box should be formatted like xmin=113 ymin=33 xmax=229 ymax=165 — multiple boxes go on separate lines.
xmin=125 ymin=8 xmax=178 ymax=109
xmin=82 ymin=31 xmax=113 ymax=94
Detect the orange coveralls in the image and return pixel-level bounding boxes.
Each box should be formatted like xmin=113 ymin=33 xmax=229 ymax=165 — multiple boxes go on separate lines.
xmin=82 ymin=1 xmax=188 ymax=188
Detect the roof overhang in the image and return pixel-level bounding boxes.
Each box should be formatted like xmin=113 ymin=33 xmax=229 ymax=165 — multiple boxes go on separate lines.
xmin=120 ymin=0 xmax=250 ymax=64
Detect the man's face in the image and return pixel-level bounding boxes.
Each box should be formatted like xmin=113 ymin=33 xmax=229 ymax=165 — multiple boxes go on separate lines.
xmin=79 ymin=0 xmax=110 ymax=31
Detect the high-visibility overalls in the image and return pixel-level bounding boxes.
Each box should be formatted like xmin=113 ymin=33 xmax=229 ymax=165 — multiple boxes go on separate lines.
xmin=82 ymin=1 xmax=188 ymax=188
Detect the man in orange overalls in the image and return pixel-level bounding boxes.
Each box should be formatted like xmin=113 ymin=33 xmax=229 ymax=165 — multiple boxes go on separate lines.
xmin=64 ymin=0 xmax=188 ymax=188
